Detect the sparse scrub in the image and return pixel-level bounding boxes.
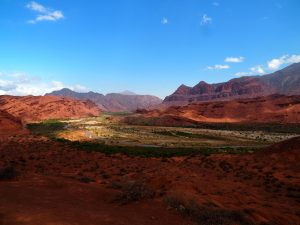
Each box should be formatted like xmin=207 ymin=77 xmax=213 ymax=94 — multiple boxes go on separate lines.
xmin=113 ymin=180 xmax=155 ymax=204
xmin=165 ymin=193 xmax=255 ymax=225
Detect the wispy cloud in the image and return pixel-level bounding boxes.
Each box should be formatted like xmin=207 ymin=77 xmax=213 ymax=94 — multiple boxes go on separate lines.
xmin=0 ymin=72 xmax=85 ymax=96
xmin=26 ymin=1 xmax=64 ymax=24
xmin=201 ymin=14 xmax=212 ymax=25
xmin=268 ymin=54 xmax=300 ymax=70
xmin=225 ymin=56 xmax=245 ymax=63
xmin=161 ymin=17 xmax=168 ymax=25
xmin=207 ymin=64 xmax=230 ymax=70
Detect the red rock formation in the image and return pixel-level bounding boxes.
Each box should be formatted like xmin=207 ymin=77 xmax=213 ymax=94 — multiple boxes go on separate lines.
xmin=0 ymin=95 xmax=101 ymax=122
xmin=132 ymin=95 xmax=300 ymax=125
xmin=0 ymin=110 xmax=28 ymax=135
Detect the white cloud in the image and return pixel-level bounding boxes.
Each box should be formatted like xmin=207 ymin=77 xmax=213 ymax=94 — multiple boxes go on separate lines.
xmin=207 ymin=64 xmax=230 ymax=70
xmin=235 ymin=65 xmax=265 ymax=77
xmin=212 ymin=2 xmax=220 ymax=7
xmin=201 ymin=14 xmax=212 ymax=25
xmin=161 ymin=17 xmax=168 ymax=25
xmin=235 ymin=53 xmax=300 ymax=77
xmin=250 ymin=65 xmax=265 ymax=74
xmin=225 ymin=56 xmax=245 ymax=63
xmin=26 ymin=1 xmax=64 ymax=24
xmin=267 ymin=54 xmax=300 ymax=70
xmin=0 ymin=72 xmax=86 ymax=96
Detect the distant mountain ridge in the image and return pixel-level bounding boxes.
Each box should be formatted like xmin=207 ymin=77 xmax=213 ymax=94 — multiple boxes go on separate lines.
xmin=46 ymin=89 xmax=162 ymax=112
xmin=163 ymin=63 xmax=300 ymax=106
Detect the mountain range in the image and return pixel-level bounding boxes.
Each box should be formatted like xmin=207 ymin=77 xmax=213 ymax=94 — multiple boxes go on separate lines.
xmin=163 ymin=63 xmax=300 ymax=106
xmin=46 ymin=89 xmax=162 ymax=112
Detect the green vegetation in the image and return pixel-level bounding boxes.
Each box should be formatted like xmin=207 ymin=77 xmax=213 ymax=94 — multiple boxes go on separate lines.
xmin=103 ymin=111 xmax=134 ymax=116
xmin=153 ymin=130 xmax=227 ymax=140
xmin=27 ymin=117 xmax=295 ymax=158
xmin=54 ymin=138 xmax=260 ymax=158
xmin=27 ymin=120 xmax=67 ymax=137
xmin=195 ymin=123 xmax=300 ymax=134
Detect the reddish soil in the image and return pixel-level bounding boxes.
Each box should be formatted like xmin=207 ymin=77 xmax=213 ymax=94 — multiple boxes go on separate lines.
xmin=0 ymin=95 xmax=101 ymax=122
xmin=132 ymin=95 xmax=300 ymax=125
xmin=0 ymin=110 xmax=28 ymax=136
xmin=0 ymin=136 xmax=299 ymax=225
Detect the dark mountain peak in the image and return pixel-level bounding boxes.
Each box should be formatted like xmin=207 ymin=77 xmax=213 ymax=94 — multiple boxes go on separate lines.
xmin=46 ymin=88 xmax=76 ymax=96
xmin=52 ymin=88 xmax=73 ymax=93
xmin=191 ymin=81 xmax=214 ymax=95
xmin=173 ymin=84 xmax=192 ymax=95
xmin=195 ymin=81 xmax=208 ymax=86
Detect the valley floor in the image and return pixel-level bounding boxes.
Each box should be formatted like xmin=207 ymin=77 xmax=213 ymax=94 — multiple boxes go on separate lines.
xmin=0 ymin=135 xmax=299 ymax=225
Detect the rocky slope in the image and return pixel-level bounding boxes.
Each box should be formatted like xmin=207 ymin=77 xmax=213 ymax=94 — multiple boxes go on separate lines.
xmin=46 ymin=88 xmax=162 ymax=112
xmin=164 ymin=63 xmax=300 ymax=106
xmin=0 ymin=95 xmax=101 ymax=122
xmin=128 ymin=95 xmax=300 ymax=125
xmin=0 ymin=110 xmax=28 ymax=136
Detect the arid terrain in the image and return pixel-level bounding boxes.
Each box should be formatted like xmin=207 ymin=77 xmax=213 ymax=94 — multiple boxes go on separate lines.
xmin=0 ymin=108 xmax=299 ymax=225
xmin=0 ymin=65 xmax=300 ymax=225
xmin=0 ymin=134 xmax=299 ymax=225
xmin=1 ymin=1 xmax=299 ymax=224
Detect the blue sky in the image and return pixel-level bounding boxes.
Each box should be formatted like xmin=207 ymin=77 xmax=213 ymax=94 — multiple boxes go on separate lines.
xmin=0 ymin=0 xmax=300 ymax=98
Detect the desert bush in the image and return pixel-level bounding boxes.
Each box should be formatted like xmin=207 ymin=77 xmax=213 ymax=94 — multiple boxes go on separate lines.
xmin=114 ymin=180 xmax=155 ymax=204
xmin=0 ymin=166 xmax=18 ymax=181
xmin=165 ymin=193 xmax=255 ymax=225
xmin=79 ymin=176 xmax=95 ymax=183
